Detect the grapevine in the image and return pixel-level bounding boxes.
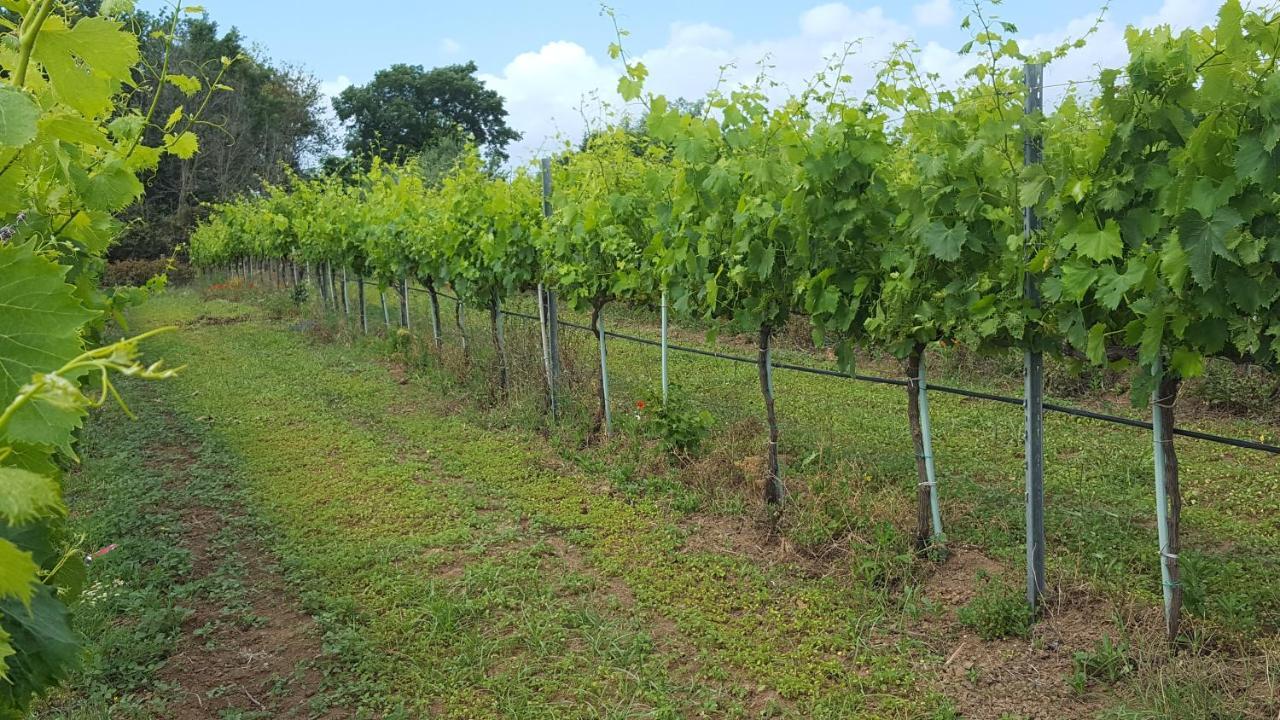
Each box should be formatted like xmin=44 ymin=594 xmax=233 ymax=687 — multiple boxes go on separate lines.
xmin=189 ymin=0 xmax=1280 ymax=642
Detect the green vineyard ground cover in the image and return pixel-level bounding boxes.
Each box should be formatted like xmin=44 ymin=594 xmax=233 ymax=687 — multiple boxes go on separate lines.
xmin=45 ymin=286 xmax=1280 ymax=719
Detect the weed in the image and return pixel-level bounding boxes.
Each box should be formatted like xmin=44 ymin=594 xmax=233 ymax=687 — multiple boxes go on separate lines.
xmin=957 ymin=572 xmax=1032 ymax=640
xmin=1070 ymin=635 xmax=1134 ymax=691
xmin=636 ymin=383 xmax=714 ymax=457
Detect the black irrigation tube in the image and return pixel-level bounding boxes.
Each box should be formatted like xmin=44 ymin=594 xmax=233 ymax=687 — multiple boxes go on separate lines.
xmin=409 ymin=285 xmax=1280 ymax=456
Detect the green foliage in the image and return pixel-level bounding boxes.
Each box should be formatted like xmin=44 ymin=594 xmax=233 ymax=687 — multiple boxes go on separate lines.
xmin=0 ymin=1 xmax=204 ymax=710
xmin=956 ymin=572 xmax=1032 ymax=640
xmin=1070 ymin=636 xmax=1133 ymax=692
xmin=540 ymin=130 xmax=666 ymax=314
xmin=647 ymin=73 xmax=892 ymax=361
xmin=1042 ymin=1 xmax=1280 ymax=400
xmin=193 ymin=1 xmax=1280 ymax=401
xmin=332 ymin=62 xmax=519 ymax=164
xmin=639 ymin=386 xmax=713 ymax=456
xmin=110 ymin=12 xmax=328 ymax=262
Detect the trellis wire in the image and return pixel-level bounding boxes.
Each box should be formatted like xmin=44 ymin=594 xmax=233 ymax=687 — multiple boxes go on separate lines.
xmin=410 ymin=288 xmax=1277 ymax=456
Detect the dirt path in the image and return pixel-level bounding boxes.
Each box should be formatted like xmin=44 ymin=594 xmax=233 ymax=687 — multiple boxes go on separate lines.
xmin=147 ymin=409 xmax=343 ymax=719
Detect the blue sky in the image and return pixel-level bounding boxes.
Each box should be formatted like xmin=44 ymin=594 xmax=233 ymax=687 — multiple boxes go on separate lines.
xmin=141 ymin=0 xmax=1226 ymax=163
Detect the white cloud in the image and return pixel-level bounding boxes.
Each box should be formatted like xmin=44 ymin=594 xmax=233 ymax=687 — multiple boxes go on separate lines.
xmin=480 ymin=42 xmax=617 ymax=161
xmin=440 ymin=37 xmax=463 ymax=56
xmin=484 ymin=6 xmax=916 ymax=165
xmin=480 ymin=0 xmax=1238 ymax=167
xmin=1141 ymin=0 xmax=1218 ymax=29
xmin=912 ymin=0 xmax=954 ymax=28
xmin=320 ymin=74 xmax=353 ymax=99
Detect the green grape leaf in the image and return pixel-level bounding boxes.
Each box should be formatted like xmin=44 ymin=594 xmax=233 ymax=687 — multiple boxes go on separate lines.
xmin=1060 ymin=262 xmax=1098 ymax=301
xmin=0 ymin=245 xmax=96 ymax=455
xmin=39 ymin=113 xmax=112 ymax=149
xmin=107 ymin=113 xmax=145 ymax=142
xmin=0 ymin=585 xmax=81 ymax=708
xmin=1068 ymin=220 xmax=1123 ymax=262
xmin=164 ymin=73 xmax=202 ymax=96
xmin=1086 ymin=323 xmax=1107 ymax=365
xmin=921 ymin=220 xmax=967 ymax=261
xmin=1187 ymin=177 xmax=1235 ymax=219
xmin=0 ymin=86 xmax=40 ymax=148
xmin=1234 ymin=135 xmax=1272 ymax=185
xmin=164 ymin=130 xmax=199 ymax=160
xmin=1179 ymin=206 xmax=1243 ymax=288
xmin=1095 ymin=262 xmax=1146 ymax=310
xmin=81 ymin=160 xmax=144 ymax=211
xmin=1018 ymin=165 xmax=1051 ymax=208
xmin=0 ymin=625 xmax=14 ymax=682
xmin=1139 ymin=311 xmax=1164 ymax=367
xmin=30 ymin=16 xmax=140 ymax=118
xmin=0 ymin=469 xmax=63 ymax=526
xmin=0 ymin=539 xmax=38 ymax=605
xmin=1170 ymin=347 xmax=1205 ymax=379
xmin=1159 ymin=237 xmax=1189 ymax=291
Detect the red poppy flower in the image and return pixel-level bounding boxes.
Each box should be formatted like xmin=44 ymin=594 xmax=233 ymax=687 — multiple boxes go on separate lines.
xmin=636 ymin=400 xmax=646 ymax=410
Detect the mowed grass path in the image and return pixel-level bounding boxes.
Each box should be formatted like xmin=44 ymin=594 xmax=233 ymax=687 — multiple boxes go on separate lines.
xmin=112 ymin=292 xmax=951 ymax=719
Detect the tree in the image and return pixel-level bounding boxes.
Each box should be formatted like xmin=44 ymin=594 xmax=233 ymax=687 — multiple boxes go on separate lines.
xmin=332 ymin=62 xmax=520 ymax=165
xmin=109 ymin=12 xmax=329 ymax=261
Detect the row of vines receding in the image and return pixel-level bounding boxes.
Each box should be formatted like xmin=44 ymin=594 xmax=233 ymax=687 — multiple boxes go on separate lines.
xmin=189 ymin=1 xmax=1280 ymax=645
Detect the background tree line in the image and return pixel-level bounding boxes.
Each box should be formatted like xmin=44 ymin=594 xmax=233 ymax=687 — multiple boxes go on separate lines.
xmin=109 ymin=9 xmax=329 ymax=261
xmin=98 ymin=5 xmax=522 ymax=265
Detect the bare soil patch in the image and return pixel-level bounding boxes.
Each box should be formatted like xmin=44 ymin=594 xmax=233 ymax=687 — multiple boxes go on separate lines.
xmin=149 ymin=425 xmax=344 ymax=719
xmin=909 ymin=547 xmax=1125 ymax=720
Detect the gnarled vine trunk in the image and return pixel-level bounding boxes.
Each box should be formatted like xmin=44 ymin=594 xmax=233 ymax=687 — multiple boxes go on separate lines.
xmin=758 ymin=324 xmax=784 ymax=505
xmin=399 ymin=278 xmax=410 ymax=328
xmin=588 ymin=302 xmax=607 ymax=439
xmin=490 ymin=292 xmax=508 ymax=397
xmin=424 ymin=278 xmax=443 ymax=351
xmin=454 ymin=296 xmax=470 ymax=364
xmin=357 ymin=276 xmax=367 ymax=333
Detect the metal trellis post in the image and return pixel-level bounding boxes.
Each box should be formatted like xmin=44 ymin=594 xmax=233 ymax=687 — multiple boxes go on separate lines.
xmin=1023 ymin=62 xmax=1047 ymax=612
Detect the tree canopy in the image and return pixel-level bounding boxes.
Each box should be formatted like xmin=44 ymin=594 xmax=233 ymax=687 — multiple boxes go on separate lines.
xmin=332 ymin=62 xmax=520 ymax=165
xmin=110 ymin=12 xmax=329 ymax=261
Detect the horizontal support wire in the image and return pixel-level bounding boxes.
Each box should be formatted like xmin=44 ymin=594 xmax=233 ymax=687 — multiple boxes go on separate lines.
xmin=409 ymin=285 xmax=1279 ymax=456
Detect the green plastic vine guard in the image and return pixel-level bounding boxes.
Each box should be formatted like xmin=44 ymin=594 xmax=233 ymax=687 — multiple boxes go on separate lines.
xmin=598 ymin=307 xmax=612 ymax=436
xmin=918 ymin=354 xmax=943 ymax=541
xmin=1151 ymin=354 xmax=1176 ymax=635
xmin=661 ymin=289 xmax=669 ymax=406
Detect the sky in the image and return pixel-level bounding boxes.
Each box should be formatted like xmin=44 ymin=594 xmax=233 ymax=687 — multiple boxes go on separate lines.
xmin=139 ymin=0 xmax=1230 ymax=165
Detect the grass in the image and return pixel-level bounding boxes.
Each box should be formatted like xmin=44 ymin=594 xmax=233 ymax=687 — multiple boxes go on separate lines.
xmin=32 ymin=364 xmax=331 ymax=717
xmin=41 ymin=279 xmax=1280 ymax=719
xmin=360 ymin=276 xmax=1280 ymax=639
